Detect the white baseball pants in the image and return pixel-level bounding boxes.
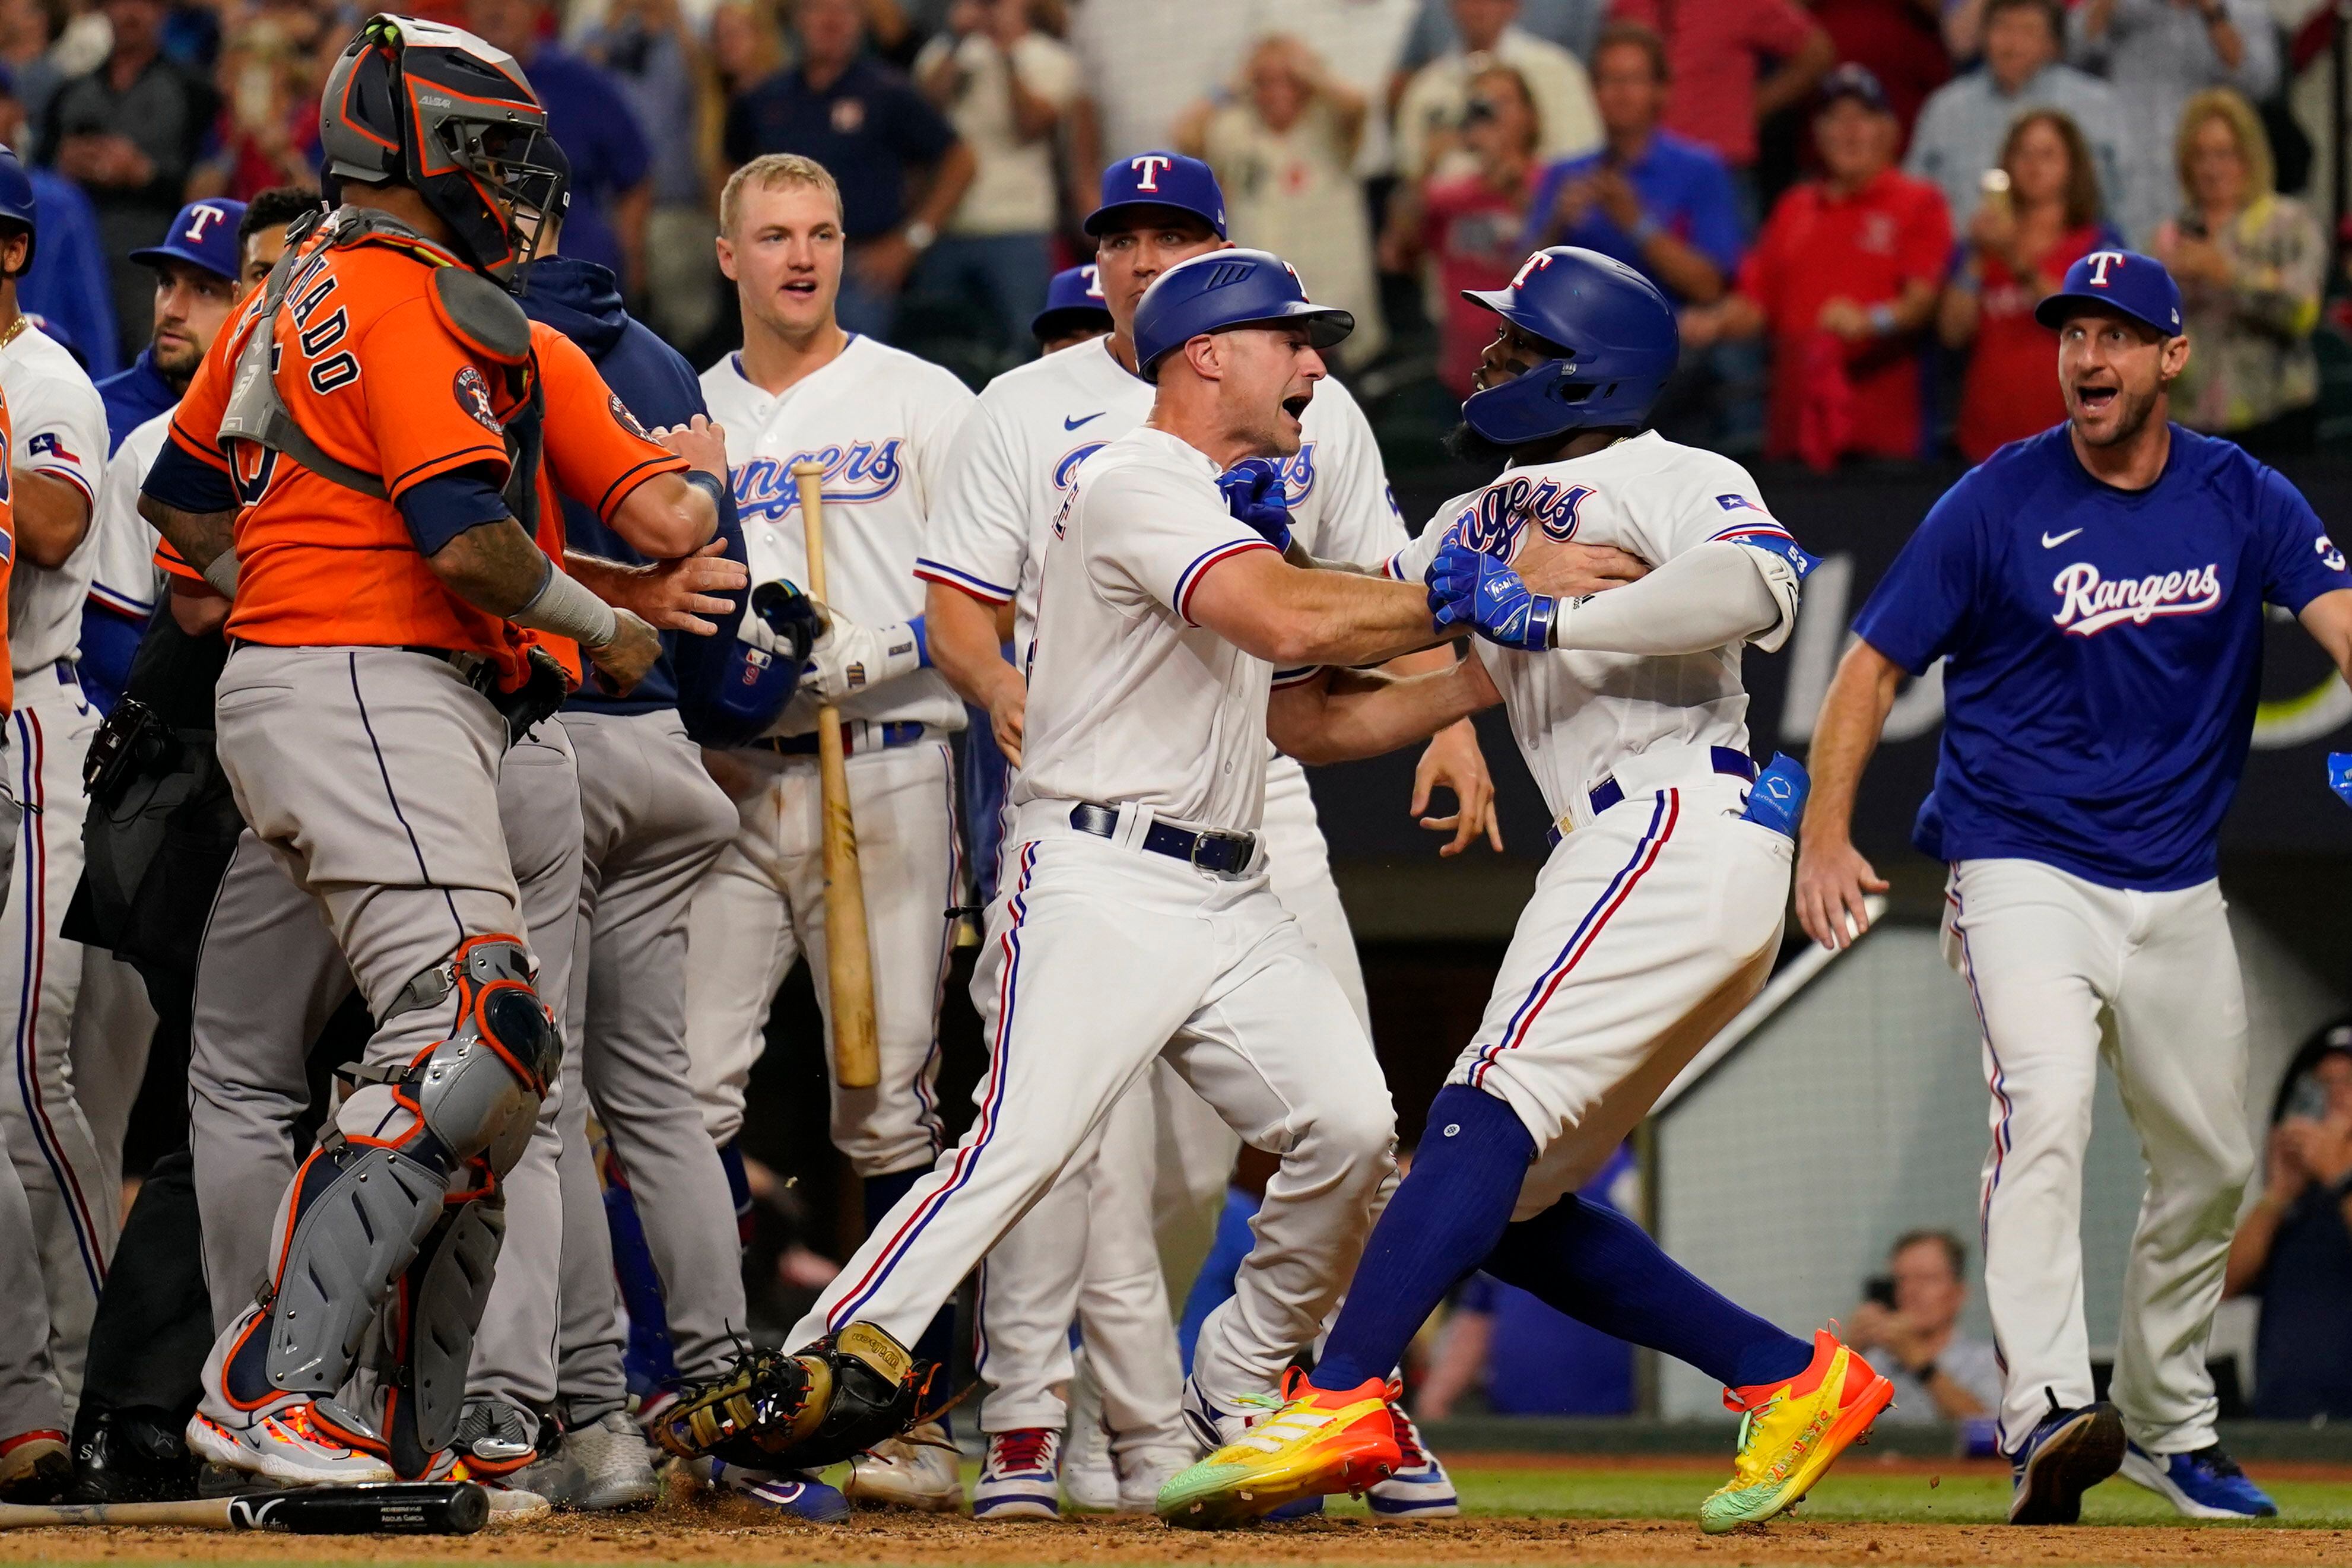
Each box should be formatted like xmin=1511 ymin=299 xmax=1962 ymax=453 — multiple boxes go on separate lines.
xmin=684 ymin=738 xmax=958 ymax=1177
xmin=1944 ymin=858 xmax=2252 ymax=1456
xmin=791 ymin=804 xmax=1397 ymax=1411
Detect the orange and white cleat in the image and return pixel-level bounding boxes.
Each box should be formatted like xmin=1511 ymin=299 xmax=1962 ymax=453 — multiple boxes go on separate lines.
xmin=1155 ymin=1370 xmax=1400 ymax=1529
xmin=1699 ymin=1328 xmax=1894 ymax=1533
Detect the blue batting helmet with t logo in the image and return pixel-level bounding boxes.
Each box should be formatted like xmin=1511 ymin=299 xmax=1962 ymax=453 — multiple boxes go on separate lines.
xmin=693 ymin=580 xmax=823 ymax=748
xmin=0 ymin=143 xmax=36 ymax=268
xmin=1131 ymin=249 xmax=1353 ymax=384
xmin=1458 ymin=247 xmax=1679 ymax=446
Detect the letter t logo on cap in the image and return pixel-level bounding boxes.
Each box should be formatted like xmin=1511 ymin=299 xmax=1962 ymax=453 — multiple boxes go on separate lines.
xmin=2085 ymin=250 xmax=2125 ymax=287
xmin=1130 ymin=154 xmax=1173 ymax=192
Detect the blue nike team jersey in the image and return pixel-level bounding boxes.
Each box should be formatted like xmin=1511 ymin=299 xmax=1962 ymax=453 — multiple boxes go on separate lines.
xmin=1853 ymin=424 xmax=2352 ymax=891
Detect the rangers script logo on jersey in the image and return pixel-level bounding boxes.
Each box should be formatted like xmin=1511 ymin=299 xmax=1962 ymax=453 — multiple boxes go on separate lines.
xmin=734 ymin=440 xmax=905 ymax=521
xmin=1442 ymin=474 xmax=1596 ymax=557
xmin=2050 ymin=560 xmax=2224 ymax=636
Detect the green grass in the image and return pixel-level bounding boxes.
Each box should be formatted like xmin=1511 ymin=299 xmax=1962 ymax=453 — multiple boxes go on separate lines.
xmin=1319 ymin=1463 xmax=2352 ymax=1527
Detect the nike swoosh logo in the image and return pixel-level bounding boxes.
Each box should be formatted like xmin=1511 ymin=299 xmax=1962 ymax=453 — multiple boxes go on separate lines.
xmin=1064 ymin=411 xmax=1104 ymax=430
xmin=2042 ymin=529 xmax=2084 ymax=548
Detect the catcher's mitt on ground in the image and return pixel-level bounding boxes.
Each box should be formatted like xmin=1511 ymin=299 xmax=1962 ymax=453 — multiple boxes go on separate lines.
xmin=648 ymin=1323 xmax=929 ymax=1471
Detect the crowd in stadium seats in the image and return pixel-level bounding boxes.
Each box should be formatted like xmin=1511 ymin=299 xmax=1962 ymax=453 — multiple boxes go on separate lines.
xmin=1 ymin=0 xmax=2345 ymax=464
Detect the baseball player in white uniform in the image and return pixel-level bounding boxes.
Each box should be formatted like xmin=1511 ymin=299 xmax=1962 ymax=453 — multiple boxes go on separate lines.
xmin=0 ymin=268 xmax=113 ymax=1421
xmin=687 ymin=153 xmax=975 ymax=1509
xmin=918 ymin=154 xmax=1487 ymax=1519
xmin=759 ymin=248 xmax=1499 ymax=1518
xmin=1158 ymin=249 xmax=1890 ymax=1535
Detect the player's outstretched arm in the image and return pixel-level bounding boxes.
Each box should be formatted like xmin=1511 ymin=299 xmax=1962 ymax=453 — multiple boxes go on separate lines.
xmin=604 ymin=415 xmax=726 ymax=558
xmin=1268 ymin=655 xmax=1499 ymax=770
xmin=927 ymin=580 xmax=1027 ymax=764
xmin=566 ymin=542 xmax=748 ymax=636
xmin=1187 ymin=548 xmax=1452 ymax=670
xmin=1794 ymin=638 xmax=1903 ymax=950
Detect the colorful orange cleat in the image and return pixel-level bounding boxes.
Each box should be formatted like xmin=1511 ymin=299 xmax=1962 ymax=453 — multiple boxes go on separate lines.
xmin=1698 ymin=1328 xmax=1893 ymax=1534
xmin=1155 ymin=1370 xmax=1400 ymax=1529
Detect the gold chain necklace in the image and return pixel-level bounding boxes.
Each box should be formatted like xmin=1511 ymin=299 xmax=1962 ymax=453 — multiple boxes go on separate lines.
xmin=0 ymin=315 xmax=31 ymax=354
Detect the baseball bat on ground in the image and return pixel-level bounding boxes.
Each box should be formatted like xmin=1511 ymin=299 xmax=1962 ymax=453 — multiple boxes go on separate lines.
xmin=0 ymin=1481 xmax=488 ymax=1534
xmin=790 ymin=459 xmax=881 ymax=1091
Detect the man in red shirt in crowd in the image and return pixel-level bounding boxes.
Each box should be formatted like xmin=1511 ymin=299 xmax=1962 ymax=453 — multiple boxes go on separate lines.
xmin=1687 ymin=64 xmax=1951 ymax=466
xmin=1607 ymin=0 xmax=1832 ymax=199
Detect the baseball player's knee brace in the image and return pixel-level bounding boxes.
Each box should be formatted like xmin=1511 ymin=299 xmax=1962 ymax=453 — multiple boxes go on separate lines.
xmin=391 ymin=934 xmax=559 ymax=1179
xmin=223 ymin=1137 xmax=452 ymax=1413
xmin=384 ymin=1193 xmax=507 ymax=1474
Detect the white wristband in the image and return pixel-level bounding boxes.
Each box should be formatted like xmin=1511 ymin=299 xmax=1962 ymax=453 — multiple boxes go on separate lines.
xmin=512 ymin=557 xmax=620 ymax=649
xmin=202 ymin=547 xmax=240 ymax=598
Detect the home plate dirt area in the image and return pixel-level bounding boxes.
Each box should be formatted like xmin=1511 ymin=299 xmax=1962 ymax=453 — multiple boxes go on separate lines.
xmin=2 ymin=1456 xmax=2348 ymax=1567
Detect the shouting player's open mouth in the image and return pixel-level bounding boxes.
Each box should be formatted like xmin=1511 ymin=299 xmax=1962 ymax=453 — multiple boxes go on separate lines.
xmin=2070 ymin=373 xmax=2119 ymax=416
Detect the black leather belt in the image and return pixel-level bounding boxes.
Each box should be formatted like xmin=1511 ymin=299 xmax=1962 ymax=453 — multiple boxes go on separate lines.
xmin=400 ymin=645 xmax=500 ymax=697
xmin=1549 ymin=747 xmax=1759 ymax=848
xmin=1069 ymin=802 xmax=1256 ymax=877
xmin=755 ymin=719 xmax=927 ymax=757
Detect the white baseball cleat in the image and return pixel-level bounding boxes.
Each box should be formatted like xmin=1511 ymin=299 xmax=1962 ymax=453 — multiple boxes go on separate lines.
xmin=1366 ymin=1401 xmax=1459 ymax=1519
xmin=973 ymin=1428 xmax=1061 ymax=1521
xmin=1113 ymin=1443 xmax=1192 ymax=1515
xmin=186 ymin=1405 xmax=396 ymax=1487
xmin=845 ymin=1421 xmax=964 ymax=1512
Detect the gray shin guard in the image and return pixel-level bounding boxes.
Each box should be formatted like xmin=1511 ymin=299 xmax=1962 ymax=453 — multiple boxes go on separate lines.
xmin=387 ymin=1196 xmax=507 ymax=1472
xmin=221 ymin=1141 xmax=450 ymax=1412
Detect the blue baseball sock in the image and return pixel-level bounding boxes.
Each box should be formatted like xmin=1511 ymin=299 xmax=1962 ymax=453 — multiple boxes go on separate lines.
xmin=865 ymin=1167 xmax=957 ymax=1436
xmin=1309 ymin=1085 xmax=1534 ymax=1393
xmin=717 ymin=1138 xmax=754 ymax=1245
xmin=1176 ymin=1185 xmax=1261 ymax=1375
xmin=601 ymin=1175 xmax=679 ymax=1396
xmin=1486 ymin=1193 xmax=1812 ymax=1390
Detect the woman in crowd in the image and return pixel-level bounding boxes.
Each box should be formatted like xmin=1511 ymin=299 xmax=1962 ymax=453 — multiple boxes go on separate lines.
xmin=1377 ymin=59 xmax=1541 ymax=401
xmin=1176 ymin=33 xmax=1383 ymax=369
xmin=1937 ymin=108 xmax=2115 ymax=464
xmin=2150 ymin=87 xmax=2325 ymax=455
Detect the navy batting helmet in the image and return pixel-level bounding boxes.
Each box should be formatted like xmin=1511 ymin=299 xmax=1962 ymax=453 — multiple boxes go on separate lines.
xmin=1459 ymin=247 xmax=1678 ymax=446
xmin=1131 ymin=249 xmax=1353 ymax=383
xmin=697 ymin=581 xmax=823 ymax=748
xmin=0 ymin=143 xmax=36 ymax=269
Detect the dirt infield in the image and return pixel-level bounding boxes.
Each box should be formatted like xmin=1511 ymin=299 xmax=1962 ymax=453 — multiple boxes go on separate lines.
xmin=0 ymin=1508 xmax=2345 ymax=1568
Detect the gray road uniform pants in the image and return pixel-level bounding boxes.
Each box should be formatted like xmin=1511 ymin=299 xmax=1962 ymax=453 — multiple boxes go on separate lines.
xmin=0 ymin=741 xmax=66 ymax=1447
xmin=188 ymin=648 xmax=574 ymax=1459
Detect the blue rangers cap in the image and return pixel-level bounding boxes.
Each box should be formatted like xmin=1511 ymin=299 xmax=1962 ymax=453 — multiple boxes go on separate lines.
xmin=129 ymin=198 xmax=248 ymax=283
xmin=1031 ymin=262 xmax=1113 ymax=341
xmin=1084 ymin=151 xmax=1227 ymax=238
xmin=2033 ymin=248 xmax=2183 ymax=338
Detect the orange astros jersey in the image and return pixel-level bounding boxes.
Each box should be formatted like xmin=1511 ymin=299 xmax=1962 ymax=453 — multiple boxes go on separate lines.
xmin=165 ymin=223 xmax=534 ymax=673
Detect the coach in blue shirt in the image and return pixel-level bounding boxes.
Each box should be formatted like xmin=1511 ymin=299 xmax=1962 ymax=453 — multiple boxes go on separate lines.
xmin=1795 ymin=250 xmax=2344 ymax=1525
xmin=1522 ymin=22 xmax=1742 ymax=306
xmin=95 ymin=196 xmax=242 ymax=450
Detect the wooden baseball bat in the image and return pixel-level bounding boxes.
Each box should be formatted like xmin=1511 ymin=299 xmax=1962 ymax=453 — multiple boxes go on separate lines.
xmin=0 ymin=1481 xmax=488 ymax=1534
xmin=790 ymin=460 xmax=881 ymax=1090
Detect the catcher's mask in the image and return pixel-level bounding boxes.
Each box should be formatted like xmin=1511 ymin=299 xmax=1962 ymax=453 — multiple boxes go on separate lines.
xmin=319 ymin=14 xmax=569 ymax=285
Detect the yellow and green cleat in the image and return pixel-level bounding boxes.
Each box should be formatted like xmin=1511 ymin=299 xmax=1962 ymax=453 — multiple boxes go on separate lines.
xmin=1698 ymin=1328 xmax=1894 ymax=1534
xmin=1155 ymin=1371 xmax=1400 ymax=1530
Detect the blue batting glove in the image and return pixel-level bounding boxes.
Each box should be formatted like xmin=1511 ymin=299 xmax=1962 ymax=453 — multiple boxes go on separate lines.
xmin=1427 ymin=540 xmax=1554 ymax=652
xmin=2328 ymin=752 xmax=2352 ymax=810
xmin=1216 ymin=458 xmax=1293 ymax=553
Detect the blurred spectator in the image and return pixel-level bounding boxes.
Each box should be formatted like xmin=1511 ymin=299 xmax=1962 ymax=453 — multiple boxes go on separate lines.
xmin=1906 ymin=0 xmax=2121 ymax=233
xmin=0 ymin=64 xmax=115 ymax=374
xmin=1028 ymin=262 xmax=1110 ymax=353
xmin=581 ymin=0 xmax=723 ymax=350
xmin=468 ymin=0 xmax=650 ymax=293
xmin=1398 ymin=0 xmax=1607 ymax=75
xmin=0 ymin=0 xmax=63 ymax=158
xmin=1395 ymin=1 xmax=1598 ymax=183
xmin=2068 ymin=0 xmax=2278 ymax=247
xmin=725 ymin=0 xmax=974 ymax=339
xmin=1939 ymin=107 xmax=2115 ymax=462
xmin=1380 ymin=56 xmax=1538 ymax=396
xmin=2150 ymin=87 xmax=2322 ymax=452
xmin=1523 ymin=22 xmax=1740 ymax=306
xmin=37 ymin=0 xmax=219 ymax=353
xmin=1064 ymin=0 xmax=1252 ymax=208
xmin=1690 ymin=65 xmax=1951 ymax=468
xmin=1275 ymin=1 xmax=1417 ymax=182
xmin=1808 ymin=0 xmax=1950 ymax=148
xmin=1179 ymin=34 xmax=1386 ymax=368
xmin=912 ymin=0 xmax=1073 ymax=368
xmin=708 ymin=0 xmax=787 ymax=100
xmin=189 ymin=1 xmax=327 ymax=203
xmin=2227 ymin=1030 xmax=2352 ymax=1421
xmin=1942 ymin=0 xmax=1992 ymax=61
xmin=1845 ymin=1230 xmax=2002 ymax=1423
xmin=1605 ymin=0 xmax=1833 ymax=208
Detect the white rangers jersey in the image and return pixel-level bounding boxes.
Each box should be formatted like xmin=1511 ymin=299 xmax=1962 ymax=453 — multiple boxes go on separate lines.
xmin=700 ymin=335 xmax=976 ymax=736
xmin=1 ymin=324 xmax=109 ymax=674
xmin=1014 ymin=425 xmax=1281 ymax=832
xmin=89 ymin=410 xmax=173 ymax=624
xmin=917 ymin=334 xmax=1405 ymax=666
xmin=1392 ymin=432 xmax=1805 ymax=820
